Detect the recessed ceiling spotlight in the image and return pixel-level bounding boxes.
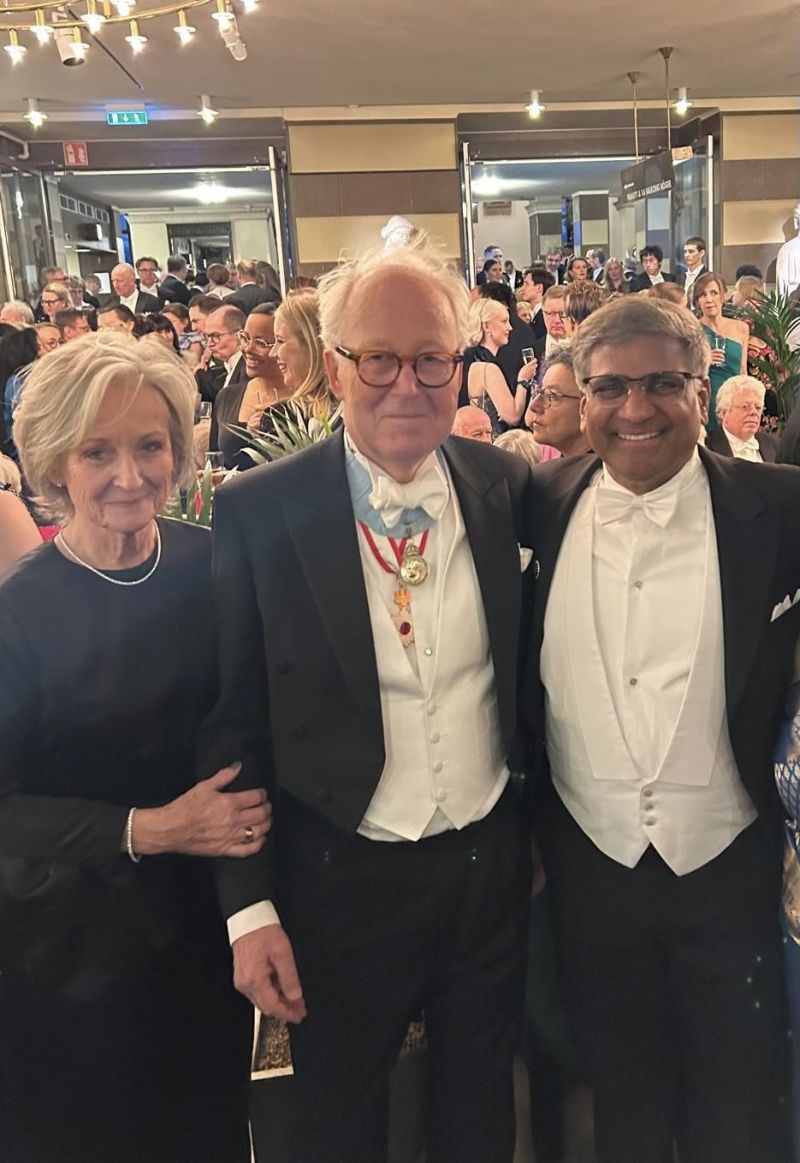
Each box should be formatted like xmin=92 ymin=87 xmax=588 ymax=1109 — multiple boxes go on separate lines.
xmin=23 ymin=97 xmax=47 ymax=129
xmin=197 ymin=94 xmax=219 ymax=125
xmin=525 ymin=89 xmax=546 ymax=119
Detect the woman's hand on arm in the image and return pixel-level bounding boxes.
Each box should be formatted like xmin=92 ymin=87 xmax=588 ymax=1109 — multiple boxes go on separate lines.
xmin=130 ymin=763 xmax=272 ymax=859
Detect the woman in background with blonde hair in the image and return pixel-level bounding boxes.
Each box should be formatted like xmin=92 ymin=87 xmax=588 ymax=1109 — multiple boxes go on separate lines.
xmin=265 ymin=289 xmax=336 ymax=425
xmin=0 ymin=452 xmax=39 ymax=573
xmin=460 ymin=298 xmax=533 ymax=436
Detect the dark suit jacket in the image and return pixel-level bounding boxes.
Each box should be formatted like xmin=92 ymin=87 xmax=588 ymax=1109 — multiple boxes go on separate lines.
xmin=678 ymin=264 xmax=708 ymax=289
xmin=629 ymin=271 xmax=677 ymax=293
xmin=158 ymin=275 xmax=192 ymax=307
xmin=521 ymin=447 xmax=800 ymax=849
xmin=227 ymin=282 xmax=279 ymax=315
xmin=503 ymin=271 xmax=524 ymax=290
xmin=497 ymin=315 xmax=539 ymax=393
xmin=706 ymin=427 xmax=779 ymax=463
xmin=778 ymin=394 xmax=800 ymax=467
xmin=108 ymin=290 xmax=161 ymax=315
xmin=200 ymin=429 xmax=533 ymax=916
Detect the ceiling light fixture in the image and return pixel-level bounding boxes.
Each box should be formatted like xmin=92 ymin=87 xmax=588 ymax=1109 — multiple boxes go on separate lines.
xmin=112 ymin=0 xmax=136 ymax=14
xmin=32 ymin=10 xmax=53 ymax=43
xmin=23 ymin=97 xmax=47 ymax=128
xmin=124 ymin=17 xmax=147 ymax=51
xmin=197 ymin=94 xmax=218 ymax=124
xmin=212 ymin=0 xmax=234 ymax=32
xmin=194 ymin=182 xmax=228 ymax=204
xmin=4 ymin=30 xmax=26 ymax=64
xmin=241 ymin=0 xmax=258 ymax=11
xmin=81 ymin=0 xmax=106 ymax=35
xmin=673 ymin=86 xmax=692 ymax=116
xmin=525 ymin=89 xmax=546 ymax=119
xmin=473 ymin=172 xmax=503 ymax=197
xmin=173 ymin=9 xmax=196 ymax=44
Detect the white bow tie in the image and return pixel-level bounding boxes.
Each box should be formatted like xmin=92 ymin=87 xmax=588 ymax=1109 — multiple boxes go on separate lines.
xmin=729 ymin=435 xmax=759 ymax=453
xmin=368 ymin=472 xmax=449 ymax=529
xmin=595 ymin=487 xmax=678 ymax=528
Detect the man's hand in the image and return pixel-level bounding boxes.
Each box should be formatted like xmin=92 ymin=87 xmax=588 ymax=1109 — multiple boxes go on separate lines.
xmin=233 ymin=925 xmax=307 ymax=1024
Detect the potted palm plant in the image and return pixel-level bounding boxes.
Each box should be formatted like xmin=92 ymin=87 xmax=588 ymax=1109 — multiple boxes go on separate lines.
xmin=731 ymin=290 xmax=800 ymax=419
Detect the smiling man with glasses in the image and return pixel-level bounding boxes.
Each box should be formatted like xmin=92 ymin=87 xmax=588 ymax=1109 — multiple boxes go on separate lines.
xmin=524 ymin=294 xmax=800 ymax=1163
xmin=201 ymin=236 xmax=535 ymax=1163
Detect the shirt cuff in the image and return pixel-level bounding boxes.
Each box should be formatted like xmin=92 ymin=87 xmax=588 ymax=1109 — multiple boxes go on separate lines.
xmin=226 ymin=900 xmax=281 ymax=945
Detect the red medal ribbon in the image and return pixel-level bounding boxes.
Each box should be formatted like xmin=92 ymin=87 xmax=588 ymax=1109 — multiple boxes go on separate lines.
xmin=358 ymin=522 xmax=429 ymax=574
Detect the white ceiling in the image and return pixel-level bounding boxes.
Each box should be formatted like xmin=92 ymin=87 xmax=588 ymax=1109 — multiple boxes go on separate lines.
xmin=59 ymin=168 xmax=272 ymax=210
xmin=0 ymin=0 xmax=796 ymax=114
xmin=471 ymin=158 xmax=637 ymax=202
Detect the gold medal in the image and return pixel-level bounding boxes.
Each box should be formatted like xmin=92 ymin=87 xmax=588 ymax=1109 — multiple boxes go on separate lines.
xmin=399 ymin=540 xmax=429 ymax=587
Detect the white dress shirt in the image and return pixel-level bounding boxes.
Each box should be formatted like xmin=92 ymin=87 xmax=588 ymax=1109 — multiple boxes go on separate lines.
xmin=683 ymin=265 xmax=704 ymax=299
xmin=776 ymin=235 xmax=800 ymax=296
xmin=120 ymin=289 xmax=139 ymax=312
xmin=541 ymin=452 xmax=756 ymax=876
xmin=227 ymin=435 xmax=508 ymax=942
xmin=222 ymin=351 xmax=243 ymax=388
xmin=722 ymin=427 xmax=763 ymax=462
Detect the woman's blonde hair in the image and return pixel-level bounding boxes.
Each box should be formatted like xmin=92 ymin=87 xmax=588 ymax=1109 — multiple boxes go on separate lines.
xmin=274 ymin=290 xmax=334 ymax=421
xmin=493 ymin=429 xmax=542 ymax=467
xmin=14 ymin=330 xmax=196 ymax=522
xmin=0 ymin=452 xmax=21 ymax=494
xmin=466 ymin=298 xmax=508 ymax=346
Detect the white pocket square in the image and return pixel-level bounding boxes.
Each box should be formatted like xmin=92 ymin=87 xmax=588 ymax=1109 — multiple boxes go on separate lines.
xmin=771 ymin=589 xmax=800 ymax=623
xmin=519 ymin=545 xmax=533 ymax=572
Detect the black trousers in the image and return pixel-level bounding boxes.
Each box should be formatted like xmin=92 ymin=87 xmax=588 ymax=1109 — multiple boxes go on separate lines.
xmin=277 ymin=788 xmax=531 ymax=1163
xmin=539 ymin=792 xmax=791 ymax=1163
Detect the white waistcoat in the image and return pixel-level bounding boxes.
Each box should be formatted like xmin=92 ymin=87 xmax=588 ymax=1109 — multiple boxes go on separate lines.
xmin=541 ymin=478 xmax=756 ymax=875
xmin=358 ymin=479 xmax=507 ymax=842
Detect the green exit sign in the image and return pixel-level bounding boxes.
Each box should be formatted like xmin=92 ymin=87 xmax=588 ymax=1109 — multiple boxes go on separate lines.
xmin=106 ymin=110 xmax=148 ymax=126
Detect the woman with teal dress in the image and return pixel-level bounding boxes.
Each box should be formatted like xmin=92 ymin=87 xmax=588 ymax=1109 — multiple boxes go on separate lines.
xmin=693 ymin=272 xmax=748 ymax=429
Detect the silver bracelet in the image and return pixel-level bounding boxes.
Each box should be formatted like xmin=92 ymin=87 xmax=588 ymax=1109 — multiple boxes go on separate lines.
xmin=125 ymin=807 xmax=142 ymax=864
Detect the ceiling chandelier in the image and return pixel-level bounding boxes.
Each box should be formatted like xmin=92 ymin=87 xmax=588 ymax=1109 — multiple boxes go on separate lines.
xmin=0 ymin=0 xmax=254 ymax=65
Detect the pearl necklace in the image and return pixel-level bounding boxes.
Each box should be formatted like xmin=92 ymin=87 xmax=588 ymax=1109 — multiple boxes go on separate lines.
xmin=58 ymin=521 xmax=162 ymax=587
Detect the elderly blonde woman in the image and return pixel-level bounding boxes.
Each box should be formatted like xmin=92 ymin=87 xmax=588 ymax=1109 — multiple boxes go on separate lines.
xmin=460 ymin=297 xmax=535 ymax=436
xmin=0 ymin=331 xmax=268 ymax=1163
xmin=706 ymin=373 xmax=778 ymax=462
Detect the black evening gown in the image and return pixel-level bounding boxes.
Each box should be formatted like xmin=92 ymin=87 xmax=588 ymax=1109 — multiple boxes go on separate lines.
xmin=0 ymin=518 xmax=252 ymax=1163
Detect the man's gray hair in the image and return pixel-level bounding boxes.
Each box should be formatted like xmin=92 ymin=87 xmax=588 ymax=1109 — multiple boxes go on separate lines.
xmin=317 ymin=232 xmax=471 ymax=352
xmin=542 ymin=346 xmax=575 ymax=375
xmin=571 ymin=297 xmax=710 ymax=387
xmin=2 ymin=300 xmax=34 ymax=324
xmin=715 ymin=374 xmax=766 ymax=419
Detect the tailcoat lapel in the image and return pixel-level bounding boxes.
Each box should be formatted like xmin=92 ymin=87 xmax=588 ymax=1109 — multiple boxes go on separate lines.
xmin=698 ymin=446 xmax=779 ymax=717
xmin=280 ymin=429 xmax=382 ymax=727
xmin=442 ymin=437 xmax=524 ymax=745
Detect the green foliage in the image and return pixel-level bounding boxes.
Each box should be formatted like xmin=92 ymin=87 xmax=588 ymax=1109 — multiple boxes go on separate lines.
xmin=731 ymin=290 xmax=800 ymax=417
xmin=162 ymin=461 xmax=215 ymax=527
xmin=230 ymin=403 xmax=342 ymax=467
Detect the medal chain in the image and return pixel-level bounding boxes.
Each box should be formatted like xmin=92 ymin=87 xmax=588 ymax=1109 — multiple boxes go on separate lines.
xmin=358 ymin=522 xmax=430 ymax=648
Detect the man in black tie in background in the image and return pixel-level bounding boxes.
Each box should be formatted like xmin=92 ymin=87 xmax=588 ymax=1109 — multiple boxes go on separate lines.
xmin=200 ymin=236 xmax=534 ymax=1163
xmin=524 ymin=295 xmax=800 ymax=1163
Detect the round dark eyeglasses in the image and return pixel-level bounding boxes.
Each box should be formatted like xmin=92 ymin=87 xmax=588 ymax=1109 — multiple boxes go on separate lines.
xmin=335 ymin=344 xmax=463 ymax=389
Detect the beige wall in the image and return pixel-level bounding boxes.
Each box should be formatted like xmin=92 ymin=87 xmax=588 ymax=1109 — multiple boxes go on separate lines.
xmin=289 ymin=122 xmax=456 ymax=173
xmin=720 ymin=112 xmax=800 ymax=282
xmin=128 ymin=221 xmax=170 ymax=265
xmin=474 ymin=202 xmax=532 ymax=268
xmin=288 ymin=119 xmax=462 ymax=273
xmin=294 ymin=213 xmax=461 ymax=264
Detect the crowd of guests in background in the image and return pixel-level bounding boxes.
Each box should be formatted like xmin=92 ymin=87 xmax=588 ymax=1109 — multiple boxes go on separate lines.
xmin=465 ymin=236 xmax=790 ymax=465
xmin=1 ymin=231 xmax=800 ymax=1163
